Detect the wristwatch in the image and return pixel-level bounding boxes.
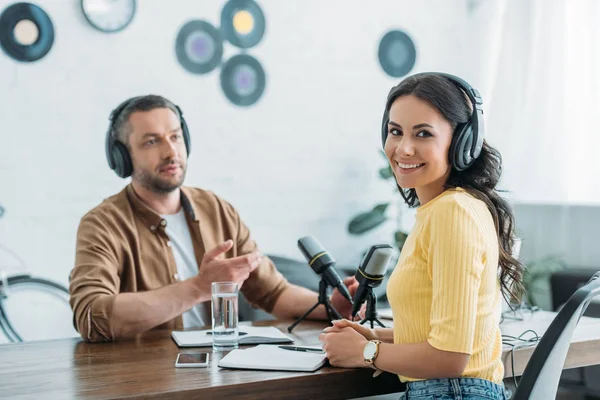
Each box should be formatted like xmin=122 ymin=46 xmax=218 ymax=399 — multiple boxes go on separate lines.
xmin=363 ymin=340 xmax=382 ymax=366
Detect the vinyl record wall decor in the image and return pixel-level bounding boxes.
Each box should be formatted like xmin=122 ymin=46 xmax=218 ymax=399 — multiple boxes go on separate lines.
xmin=175 ymin=20 xmax=223 ymax=75
xmin=175 ymin=0 xmax=267 ymax=107
xmin=378 ymin=30 xmax=417 ymax=78
xmin=220 ymin=0 xmax=265 ymax=49
xmin=220 ymin=54 xmax=265 ymax=106
xmin=0 ymin=2 xmax=54 ymax=63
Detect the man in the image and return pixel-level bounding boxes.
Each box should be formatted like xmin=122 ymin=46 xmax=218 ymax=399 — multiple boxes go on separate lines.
xmin=69 ymin=95 xmax=357 ymax=342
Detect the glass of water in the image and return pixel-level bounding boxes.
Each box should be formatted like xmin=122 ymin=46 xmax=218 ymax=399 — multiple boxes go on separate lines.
xmin=211 ymin=282 xmax=239 ymax=350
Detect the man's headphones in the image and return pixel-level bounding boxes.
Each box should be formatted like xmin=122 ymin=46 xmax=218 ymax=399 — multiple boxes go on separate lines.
xmin=381 ymin=72 xmax=485 ymax=171
xmin=105 ymin=96 xmax=191 ymax=178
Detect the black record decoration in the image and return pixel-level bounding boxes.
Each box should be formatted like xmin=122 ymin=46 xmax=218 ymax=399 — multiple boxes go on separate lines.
xmin=175 ymin=20 xmax=223 ymax=75
xmin=220 ymin=54 xmax=265 ymax=107
xmin=378 ymin=30 xmax=417 ymax=78
xmin=0 ymin=2 xmax=54 ymax=62
xmin=220 ymin=0 xmax=265 ymax=49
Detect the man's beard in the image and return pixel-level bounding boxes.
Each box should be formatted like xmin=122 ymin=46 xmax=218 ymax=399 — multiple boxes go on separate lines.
xmin=134 ymin=163 xmax=186 ymax=194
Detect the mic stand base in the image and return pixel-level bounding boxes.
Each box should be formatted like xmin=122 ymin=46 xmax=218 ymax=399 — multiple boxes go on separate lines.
xmin=288 ymin=279 xmax=341 ymax=333
xmin=359 ymin=289 xmax=386 ymax=329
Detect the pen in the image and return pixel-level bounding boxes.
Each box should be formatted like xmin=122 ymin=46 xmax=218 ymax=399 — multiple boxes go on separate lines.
xmin=206 ymin=331 xmax=248 ymax=335
xmin=278 ymin=345 xmax=324 ymax=353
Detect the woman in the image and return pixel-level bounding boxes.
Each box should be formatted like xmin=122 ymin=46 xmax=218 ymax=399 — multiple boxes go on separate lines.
xmin=319 ymin=73 xmax=523 ymax=400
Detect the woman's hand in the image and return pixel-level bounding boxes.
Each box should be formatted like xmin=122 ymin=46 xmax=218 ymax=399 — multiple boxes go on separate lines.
xmin=326 ymin=319 xmax=378 ymax=341
xmin=319 ymin=325 xmax=369 ymax=368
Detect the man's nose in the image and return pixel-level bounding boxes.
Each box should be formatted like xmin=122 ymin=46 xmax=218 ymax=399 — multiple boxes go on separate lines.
xmin=162 ymin=139 xmax=178 ymax=159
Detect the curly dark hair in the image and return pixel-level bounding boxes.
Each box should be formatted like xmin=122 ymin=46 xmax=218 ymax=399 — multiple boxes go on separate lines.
xmin=384 ymin=73 xmax=524 ymax=303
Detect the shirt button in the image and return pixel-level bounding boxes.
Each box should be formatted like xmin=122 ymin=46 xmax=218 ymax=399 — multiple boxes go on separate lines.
xmin=150 ymin=225 xmax=156 ymax=231
xmin=161 ymin=220 xmax=167 ymax=227
xmin=173 ymin=273 xmax=180 ymax=280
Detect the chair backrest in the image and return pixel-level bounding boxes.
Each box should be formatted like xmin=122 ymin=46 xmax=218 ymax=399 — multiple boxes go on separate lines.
xmin=513 ymin=271 xmax=600 ymax=400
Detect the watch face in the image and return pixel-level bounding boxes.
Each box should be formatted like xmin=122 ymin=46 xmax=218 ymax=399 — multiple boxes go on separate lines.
xmin=81 ymin=0 xmax=136 ymax=33
xmin=363 ymin=341 xmax=377 ymax=359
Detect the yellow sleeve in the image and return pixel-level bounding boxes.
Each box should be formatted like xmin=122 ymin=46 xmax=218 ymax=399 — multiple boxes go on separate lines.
xmin=426 ymin=197 xmax=487 ymax=354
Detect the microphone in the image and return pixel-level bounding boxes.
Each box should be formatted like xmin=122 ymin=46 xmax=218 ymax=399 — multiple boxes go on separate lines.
xmin=297 ymin=236 xmax=353 ymax=304
xmin=351 ymin=244 xmax=394 ymax=318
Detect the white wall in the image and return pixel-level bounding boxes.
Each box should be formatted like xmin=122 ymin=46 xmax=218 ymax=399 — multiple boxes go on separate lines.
xmin=470 ymin=0 xmax=600 ymax=206
xmin=0 ymin=0 xmax=470 ymax=287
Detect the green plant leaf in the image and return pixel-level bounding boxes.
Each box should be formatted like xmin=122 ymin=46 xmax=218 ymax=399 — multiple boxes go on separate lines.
xmin=379 ymin=166 xmax=394 ymax=180
xmin=522 ymin=254 xmax=566 ymax=307
xmin=372 ymin=203 xmax=389 ymax=214
xmin=348 ymin=212 xmax=387 ymax=234
xmin=348 ymin=204 xmax=389 ymax=235
xmin=394 ymin=230 xmax=408 ymax=250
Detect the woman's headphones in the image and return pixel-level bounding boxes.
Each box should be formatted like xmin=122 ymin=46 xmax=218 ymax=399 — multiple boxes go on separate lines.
xmin=105 ymin=97 xmax=191 ymax=178
xmin=381 ymin=72 xmax=485 ymax=171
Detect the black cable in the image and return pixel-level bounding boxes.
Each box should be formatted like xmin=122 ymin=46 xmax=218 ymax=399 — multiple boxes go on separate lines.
xmin=500 ymin=300 xmax=540 ymax=390
xmin=502 ymin=329 xmax=541 ymax=389
xmin=500 ymin=301 xmax=540 ymax=324
xmin=500 ymin=300 xmax=542 ymax=392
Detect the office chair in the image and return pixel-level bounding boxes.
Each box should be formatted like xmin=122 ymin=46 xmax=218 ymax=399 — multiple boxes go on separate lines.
xmin=550 ymin=267 xmax=600 ymax=395
xmin=513 ymin=271 xmax=600 ymax=400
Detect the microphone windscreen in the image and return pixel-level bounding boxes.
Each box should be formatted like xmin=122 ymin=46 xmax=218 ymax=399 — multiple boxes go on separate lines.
xmin=362 ymin=245 xmax=393 ymax=277
xmin=297 ymin=236 xmax=325 ymax=259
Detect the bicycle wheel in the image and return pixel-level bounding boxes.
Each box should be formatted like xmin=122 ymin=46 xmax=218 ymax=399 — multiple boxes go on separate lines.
xmin=0 ymin=275 xmax=78 ymax=343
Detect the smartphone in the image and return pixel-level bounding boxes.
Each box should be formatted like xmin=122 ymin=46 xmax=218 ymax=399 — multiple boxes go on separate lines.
xmin=175 ymin=352 xmax=210 ymax=368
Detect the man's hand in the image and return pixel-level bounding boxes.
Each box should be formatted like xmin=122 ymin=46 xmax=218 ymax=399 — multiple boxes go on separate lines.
xmin=330 ymin=276 xmax=359 ymax=320
xmin=192 ymin=240 xmax=261 ymax=301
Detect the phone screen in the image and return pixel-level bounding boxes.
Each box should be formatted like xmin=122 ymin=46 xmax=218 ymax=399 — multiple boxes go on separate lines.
xmin=177 ymin=353 xmax=209 ymax=364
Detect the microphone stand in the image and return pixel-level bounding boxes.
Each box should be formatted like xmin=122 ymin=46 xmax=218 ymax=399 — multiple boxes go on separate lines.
xmin=359 ymin=288 xmax=386 ymax=329
xmin=288 ymin=278 xmax=342 ymax=333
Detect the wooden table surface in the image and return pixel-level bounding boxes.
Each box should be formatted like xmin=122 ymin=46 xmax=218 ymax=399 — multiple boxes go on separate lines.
xmin=1 ymin=312 xmax=600 ymax=400
xmin=0 ymin=320 xmax=402 ymax=400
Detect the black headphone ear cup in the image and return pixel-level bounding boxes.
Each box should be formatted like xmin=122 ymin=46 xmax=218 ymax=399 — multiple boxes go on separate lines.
xmin=175 ymin=105 xmax=191 ymax=156
xmin=462 ymin=129 xmax=474 ymax=166
xmin=112 ymin=141 xmax=133 ymax=178
xmin=181 ymin=118 xmax=191 ymax=156
xmin=106 ymin=128 xmax=117 ymax=171
xmin=450 ymin=123 xmax=474 ymax=171
xmin=381 ymin=118 xmax=388 ymax=148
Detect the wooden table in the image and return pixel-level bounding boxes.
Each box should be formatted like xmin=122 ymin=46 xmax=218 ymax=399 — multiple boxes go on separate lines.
xmin=0 ymin=320 xmax=401 ymax=400
xmin=1 ymin=312 xmax=600 ymax=399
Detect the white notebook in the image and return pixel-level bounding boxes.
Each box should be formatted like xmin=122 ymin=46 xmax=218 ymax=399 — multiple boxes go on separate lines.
xmin=218 ymin=344 xmax=328 ymax=372
xmin=171 ymin=326 xmax=293 ymax=348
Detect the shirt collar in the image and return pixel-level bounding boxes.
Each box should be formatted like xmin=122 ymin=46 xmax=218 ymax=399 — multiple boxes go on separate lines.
xmin=126 ymin=184 xmax=199 ymax=232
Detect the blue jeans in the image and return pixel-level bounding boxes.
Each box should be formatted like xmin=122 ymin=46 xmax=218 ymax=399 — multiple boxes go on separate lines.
xmin=399 ymin=378 xmax=508 ymax=400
